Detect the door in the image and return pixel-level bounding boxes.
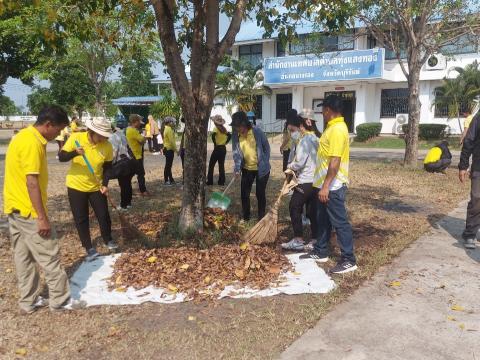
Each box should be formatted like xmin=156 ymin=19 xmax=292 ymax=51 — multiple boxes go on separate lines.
xmin=324 ymin=91 xmax=356 ymax=133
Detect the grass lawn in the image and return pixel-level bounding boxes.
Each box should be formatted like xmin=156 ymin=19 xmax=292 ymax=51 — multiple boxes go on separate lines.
xmin=351 ymin=136 xmax=462 ymax=151
xmin=0 ymin=155 xmax=469 ymax=359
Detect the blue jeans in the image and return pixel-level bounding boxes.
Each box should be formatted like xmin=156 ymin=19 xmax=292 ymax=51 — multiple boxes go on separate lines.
xmin=313 ymin=185 xmax=356 ymax=263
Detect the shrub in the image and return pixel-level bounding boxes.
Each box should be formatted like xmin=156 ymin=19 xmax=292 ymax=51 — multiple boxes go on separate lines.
xmin=401 ymin=124 xmax=447 ymax=140
xmin=355 ymin=122 xmax=383 ymax=142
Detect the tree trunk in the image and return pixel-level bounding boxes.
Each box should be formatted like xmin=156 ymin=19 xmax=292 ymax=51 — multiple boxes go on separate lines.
xmin=404 ymin=65 xmax=422 ymax=166
xmin=178 ymin=111 xmax=209 ymax=232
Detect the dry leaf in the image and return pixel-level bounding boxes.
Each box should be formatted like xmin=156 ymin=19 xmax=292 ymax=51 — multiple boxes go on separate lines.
xmin=5 ymin=268 xmax=12 ymax=273
xmin=147 ymin=256 xmax=157 ymax=263
xmin=115 ymin=286 xmax=127 ymax=292
xmin=447 ymin=316 xmax=456 ymax=321
xmin=115 ymin=275 xmax=122 ymax=285
xmin=15 ymin=348 xmax=27 ymax=356
xmin=459 ymin=323 xmax=465 ymax=330
xmin=204 ymin=276 xmax=211 ymax=284
xmin=188 ymin=315 xmax=196 ymax=321
xmin=293 ymin=272 xmax=302 ymax=276
xmin=239 ymin=243 xmax=249 ymax=251
xmin=180 ymin=264 xmax=190 ymax=270
xmin=389 ymin=281 xmax=401 ymax=287
xmin=244 ymin=256 xmax=251 ymax=270
xmin=234 ymin=268 xmax=245 ymax=279
xmin=268 ymin=266 xmax=281 ymax=274
xmin=167 ymin=284 xmax=178 ymax=293
xmin=451 ymin=305 xmax=465 ymax=312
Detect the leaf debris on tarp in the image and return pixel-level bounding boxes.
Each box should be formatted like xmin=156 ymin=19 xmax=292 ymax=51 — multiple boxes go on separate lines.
xmin=109 ymin=244 xmax=291 ymax=299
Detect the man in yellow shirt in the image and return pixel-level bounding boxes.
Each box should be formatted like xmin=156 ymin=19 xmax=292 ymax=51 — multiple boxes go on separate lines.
xmin=460 ymin=110 xmax=473 ymax=145
xmin=163 ymin=116 xmax=177 ymax=185
xmin=424 ymin=141 xmax=452 ymax=173
xmin=232 ymin=111 xmax=271 ymax=221
xmin=126 ymin=114 xmax=149 ymax=195
xmin=3 ymin=105 xmax=72 ymax=313
xmin=207 ymin=115 xmax=232 ymax=186
xmin=300 ymin=95 xmax=357 ymax=274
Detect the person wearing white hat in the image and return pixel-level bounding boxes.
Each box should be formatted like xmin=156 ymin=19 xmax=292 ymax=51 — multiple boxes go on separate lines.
xmin=299 ymin=108 xmax=322 ymax=138
xmin=207 ymin=115 xmax=232 ymax=186
xmin=59 ymin=117 xmax=117 ymax=261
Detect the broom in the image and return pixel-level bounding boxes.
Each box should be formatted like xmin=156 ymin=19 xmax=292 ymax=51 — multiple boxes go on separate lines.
xmin=75 ymin=140 xmax=149 ymax=243
xmin=243 ymin=172 xmax=298 ymax=245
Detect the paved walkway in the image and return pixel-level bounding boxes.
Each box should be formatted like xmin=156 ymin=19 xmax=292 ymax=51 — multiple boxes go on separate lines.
xmin=280 ymin=201 xmax=480 ymax=360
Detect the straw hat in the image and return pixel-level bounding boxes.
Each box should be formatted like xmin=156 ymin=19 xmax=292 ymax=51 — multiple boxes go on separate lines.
xmin=86 ymin=118 xmax=113 ymax=138
xmin=211 ymin=114 xmax=225 ymax=125
xmin=299 ymin=108 xmax=315 ymax=120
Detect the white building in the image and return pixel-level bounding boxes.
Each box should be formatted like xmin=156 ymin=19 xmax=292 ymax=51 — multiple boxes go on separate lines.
xmin=230 ymin=24 xmax=479 ymax=134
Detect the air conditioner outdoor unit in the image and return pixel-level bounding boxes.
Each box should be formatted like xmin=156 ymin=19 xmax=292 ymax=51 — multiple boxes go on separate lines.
xmin=425 ymin=54 xmax=447 ymax=71
xmin=395 ymin=113 xmax=408 ymax=134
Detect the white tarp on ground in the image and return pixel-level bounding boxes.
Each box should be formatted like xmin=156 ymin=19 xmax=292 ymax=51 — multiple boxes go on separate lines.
xmin=69 ymin=253 xmax=336 ymax=306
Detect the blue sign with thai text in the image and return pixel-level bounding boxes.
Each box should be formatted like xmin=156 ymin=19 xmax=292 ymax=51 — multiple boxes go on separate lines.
xmin=263 ymin=48 xmax=384 ymax=85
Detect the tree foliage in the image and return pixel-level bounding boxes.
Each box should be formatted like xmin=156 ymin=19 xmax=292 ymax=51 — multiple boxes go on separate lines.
xmin=27 ymin=87 xmax=55 ymax=115
xmin=119 ymin=57 xmax=158 ymax=97
xmin=0 ymin=95 xmax=20 ymax=116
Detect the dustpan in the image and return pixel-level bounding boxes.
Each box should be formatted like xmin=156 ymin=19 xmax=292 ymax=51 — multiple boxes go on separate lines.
xmin=207 ymin=177 xmax=236 ymax=210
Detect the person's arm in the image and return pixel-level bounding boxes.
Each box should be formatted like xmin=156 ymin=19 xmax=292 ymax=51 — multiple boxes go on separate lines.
xmin=288 ymin=140 xmax=308 ymax=172
xmin=459 ymin=114 xmax=479 ymax=182
xmin=232 ymin=133 xmax=242 ymax=175
xmin=102 ymin=161 xmax=113 ymax=187
xmin=318 ymin=157 xmax=341 ymax=203
xmin=280 ymin=131 xmax=289 ymax=152
xmin=260 ymin=129 xmax=270 ymax=162
xmin=226 ymin=132 xmax=232 ymax=144
xmin=211 ymin=132 xmax=217 ymax=146
xmin=26 ymin=175 xmax=50 ymax=237
xmin=58 ymin=135 xmax=84 ymax=162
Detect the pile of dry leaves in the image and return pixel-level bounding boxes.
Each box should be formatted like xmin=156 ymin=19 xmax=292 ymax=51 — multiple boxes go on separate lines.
xmin=109 ymin=244 xmax=291 ymax=299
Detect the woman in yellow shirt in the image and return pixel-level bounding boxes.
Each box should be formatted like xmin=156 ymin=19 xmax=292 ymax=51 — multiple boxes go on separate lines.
xmin=59 ymin=117 xmax=116 ymax=261
xmin=207 ymin=115 xmax=232 ymax=186
xmin=126 ymin=114 xmax=149 ymax=196
xmin=163 ymin=116 xmax=177 ymax=185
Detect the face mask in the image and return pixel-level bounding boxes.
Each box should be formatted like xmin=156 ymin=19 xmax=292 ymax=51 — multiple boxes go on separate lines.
xmin=290 ymin=131 xmax=301 ymax=141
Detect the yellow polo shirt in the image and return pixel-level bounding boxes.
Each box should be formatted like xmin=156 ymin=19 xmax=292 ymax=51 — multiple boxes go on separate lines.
xmin=313 ymin=117 xmax=349 ymax=190
xmin=163 ymin=125 xmax=177 ymax=151
xmin=70 ymin=121 xmax=78 ymax=132
xmin=424 ymin=147 xmax=442 ymax=164
xmin=4 ymin=126 xmax=48 ymax=218
xmin=239 ymin=129 xmax=258 ymax=171
xmin=213 ymin=126 xmax=228 ymax=145
xmin=55 ymin=129 xmax=66 ymax=142
xmin=126 ymin=127 xmax=144 ymax=160
xmin=63 ymin=132 xmax=113 ymax=192
xmin=145 ymin=123 xmax=152 ymax=138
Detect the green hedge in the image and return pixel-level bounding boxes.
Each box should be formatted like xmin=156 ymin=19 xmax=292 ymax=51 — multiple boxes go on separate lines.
xmin=401 ymin=124 xmax=447 ymax=140
xmin=355 ymin=122 xmax=383 ymax=142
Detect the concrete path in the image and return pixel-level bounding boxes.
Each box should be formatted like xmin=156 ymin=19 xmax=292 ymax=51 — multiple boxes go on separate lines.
xmin=280 ymin=201 xmax=480 ymax=360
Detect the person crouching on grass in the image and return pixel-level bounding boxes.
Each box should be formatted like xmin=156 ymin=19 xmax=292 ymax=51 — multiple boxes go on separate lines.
xmin=423 ymin=140 xmax=452 ymax=174
xmin=59 ymin=117 xmax=117 ymax=262
xmin=281 ymin=113 xmax=319 ymax=252
xmin=300 ymin=95 xmax=357 ymax=274
xmin=231 ymin=111 xmax=271 ymax=221
xmin=207 ymin=115 xmax=231 ymax=186
xmin=4 ymin=105 xmax=78 ymax=313
xmin=163 ymin=116 xmax=177 ymax=185
xmin=126 ymin=114 xmax=150 ymax=196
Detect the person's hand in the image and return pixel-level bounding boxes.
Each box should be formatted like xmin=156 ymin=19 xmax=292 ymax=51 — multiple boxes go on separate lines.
xmin=318 ymin=187 xmax=330 ymax=203
xmin=459 ymin=170 xmax=469 ymax=183
xmin=75 ymin=147 xmax=85 ymax=156
xmin=234 ymin=171 xmax=241 ymax=178
xmin=100 ymin=186 xmax=109 ymax=195
xmin=37 ymin=217 xmax=51 ymax=238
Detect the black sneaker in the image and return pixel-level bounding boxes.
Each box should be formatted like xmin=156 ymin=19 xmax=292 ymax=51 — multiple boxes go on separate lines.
xmin=329 ymin=261 xmax=357 ymax=274
xmin=299 ymin=251 xmax=329 ymax=263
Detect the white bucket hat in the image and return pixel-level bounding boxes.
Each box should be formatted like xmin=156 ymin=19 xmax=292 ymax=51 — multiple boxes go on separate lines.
xmin=86 ymin=118 xmax=113 ymax=138
xmin=299 ymin=108 xmax=315 ymax=120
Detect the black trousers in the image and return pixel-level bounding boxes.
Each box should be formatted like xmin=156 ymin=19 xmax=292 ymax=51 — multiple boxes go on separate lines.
xmin=152 ymin=136 xmax=160 ymax=152
xmin=463 ymin=176 xmax=480 ymax=240
xmin=241 ymin=169 xmax=269 ymax=221
xmin=67 ymin=187 xmax=112 ymax=251
xmin=424 ymin=158 xmax=451 ymax=173
xmin=118 ymin=174 xmax=133 ymax=208
xmin=207 ymin=145 xmax=226 ymax=185
xmin=282 ymin=150 xmax=291 ymax=171
xmin=289 ymin=183 xmax=318 ymax=238
xmin=146 ymin=138 xmax=153 ymax=152
xmin=164 ymin=149 xmax=175 ymax=183
xmin=134 ymin=157 xmax=147 ymax=193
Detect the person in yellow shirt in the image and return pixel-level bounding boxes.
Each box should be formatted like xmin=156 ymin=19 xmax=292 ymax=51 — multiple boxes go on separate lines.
xmin=70 ymin=116 xmax=80 ymax=133
xmin=300 ymin=95 xmax=357 ymax=275
xmin=148 ymin=114 xmax=161 ymax=154
xmin=145 ymin=120 xmax=152 ymax=152
xmin=4 ymin=105 xmax=72 ymax=313
xmin=424 ymin=141 xmax=452 ymax=173
xmin=280 ymin=110 xmax=296 ymax=171
xmin=207 ymin=115 xmax=232 ymax=186
xmin=163 ymin=116 xmax=177 ymax=185
xmin=460 ymin=110 xmax=474 ymax=145
xmin=59 ymin=117 xmax=116 ymax=261
xmin=126 ymin=114 xmax=149 ymax=196
xmin=231 ymin=111 xmax=271 ymax=221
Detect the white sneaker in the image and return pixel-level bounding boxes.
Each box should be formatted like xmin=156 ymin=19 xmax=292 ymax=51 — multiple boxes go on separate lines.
xmin=304 ymin=239 xmax=317 ymax=252
xmin=107 ymin=240 xmax=118 ymax=251
xmin=281 ymin=238 xmax=305 ymax=251
xmin=51 ymin=298 xmax=86 ymax=312
xmin=464 ymin=238 xmax=476 ymax=249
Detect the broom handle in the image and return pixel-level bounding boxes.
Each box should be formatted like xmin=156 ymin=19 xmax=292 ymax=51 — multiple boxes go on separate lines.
xmin=75 ymin=140 xmax=118 ymax=210
xmin=221 ymin=177 xmax=236 ymax=196
xmin=272 ymin=178 xmax=290 ymax=210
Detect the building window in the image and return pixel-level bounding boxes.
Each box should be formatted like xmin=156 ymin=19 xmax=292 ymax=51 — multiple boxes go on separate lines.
xmin=239 ymin=44 xmax=263 ymax=68
xmin=380 ymin=88 xmax=409 ymax=117
xmin=441 ymin=34 xmax=478 ymax=55
xmin=367 ymin=33 xmax=406 ymax=60
xmin=276 ymin=94 xmax=292 ymax=119
xmin=254 ymin=95 xmax=263 ymax=119
xmin=276 ymin=41 xmax=286 ymax=57
xmin=434 ymin=87 xmax=470 ymax=117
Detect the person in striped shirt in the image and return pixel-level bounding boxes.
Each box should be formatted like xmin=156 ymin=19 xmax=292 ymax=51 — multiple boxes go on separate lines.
xmin=300 ymin=95 xmax=357 ymax=274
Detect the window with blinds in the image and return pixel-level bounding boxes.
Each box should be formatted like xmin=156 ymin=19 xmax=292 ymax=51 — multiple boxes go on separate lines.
xmin=380 ymin=89 xmax=409 ymax=117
